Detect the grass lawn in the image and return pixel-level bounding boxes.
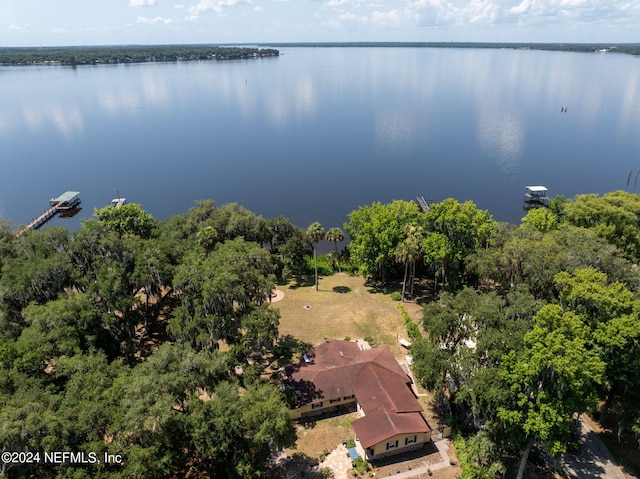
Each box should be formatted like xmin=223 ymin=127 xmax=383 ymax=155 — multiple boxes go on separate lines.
xmin=272 ymin=272 xmax=423 ymax=359
xmin=292 ymin=412 xmax=359 ymax=458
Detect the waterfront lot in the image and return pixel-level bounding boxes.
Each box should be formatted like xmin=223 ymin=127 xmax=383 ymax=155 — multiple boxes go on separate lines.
xmin=273 ymin=273 xmax=457 ymax=477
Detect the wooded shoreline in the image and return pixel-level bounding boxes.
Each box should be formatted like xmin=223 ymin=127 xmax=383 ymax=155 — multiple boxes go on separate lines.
xmin=0 ymin=45 xmax=279 ymax=66
xmin=260 ymin=41 xmax=640 ymax=55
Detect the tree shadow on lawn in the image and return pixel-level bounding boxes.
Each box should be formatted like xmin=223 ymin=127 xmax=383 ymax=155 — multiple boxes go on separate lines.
xmin=365 ymin=279 xmax=401 ymax=296
xmin=279 ymin=334 xmax=313 ymax=353
xmin=367 ymin=278 xmax=438 ymax=305
xmin=413 ymin=279 xmax=439 ymax=306
xmin=288 ymin=275 xmax=317 ymax=289
xmin=272 ymin=452 xmax=326 ymax=479
xmin=332 ymin=286 xmax=351 ymax=294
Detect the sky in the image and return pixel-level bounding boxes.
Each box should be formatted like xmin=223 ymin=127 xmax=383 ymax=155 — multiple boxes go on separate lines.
xmin=0 ymin=0 xmax=638 ymax=47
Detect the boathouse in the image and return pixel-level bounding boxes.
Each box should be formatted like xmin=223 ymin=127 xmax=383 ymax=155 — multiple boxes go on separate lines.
xmin=16 ymin=191 xmax=82 ymax=237
xmin=523 ymin=186 xmax=549 ymax=210
xmin=50 ymin=191 xmax=81 ymax=210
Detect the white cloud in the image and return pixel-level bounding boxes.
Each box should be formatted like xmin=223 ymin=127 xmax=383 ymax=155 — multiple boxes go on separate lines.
xmin=325 ymin=0 xmax=349 ymax=6
xmin=323 ymin=0 xmax=372 ymax=10
xmin=560 ymin=0 xmax=588 ymax=7
xmin=188 ymin=0 xmax=251 ymax=17
xmin=460 ymin=0 xmax=500 ymax=23
xmin=129 ymin=0 xmax=157 ymax=7
xmin=509 ymin=0 xmax=533 ymax=15
xmin=2 ymin=0 xmax=640 ymax=44
xmin=137 ymin=16 xmax=172 ymax=24
xmin=407 ymin=0 xmax=458 ymax=26
xmin=338 ymin=11 xmax=366 ymax=22
xmin=371 ymin=9 xmax=401 ymax=27
xmin=318 ymin=0 xmax=640 ymax=35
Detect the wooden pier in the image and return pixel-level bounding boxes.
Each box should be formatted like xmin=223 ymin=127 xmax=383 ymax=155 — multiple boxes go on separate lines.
xmin=416 ymin=196 xmax=431 ymax=213
xmin=111 ymin=197 xmax=127 ymax=208
xmin=16 ymin=191 xmax=81 ymax=237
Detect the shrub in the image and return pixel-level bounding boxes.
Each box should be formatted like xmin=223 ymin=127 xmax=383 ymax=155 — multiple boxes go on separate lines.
xmin=306 ymin=255 xmax=335 ymax=276
xmin=344 ymin=335 xmax=351 ymax=341
xmin=390 ymin=291 xmax=402 ymax=301
xmin=363 ymin=335 xmax=377 ymax=348
xmin=273 ymin=345 xmax=293 ymax=360
xmin=397 ymin=304 xmax=424 ymax=343
xmin=353 ymin=457 xmax=369 ymax=473
xmin=321 ymin=467 xmax=335 ymax=478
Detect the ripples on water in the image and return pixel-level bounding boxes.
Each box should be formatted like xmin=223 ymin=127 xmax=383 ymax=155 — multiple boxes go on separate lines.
xmin=1 ymin=47 xmax=640 ymax=234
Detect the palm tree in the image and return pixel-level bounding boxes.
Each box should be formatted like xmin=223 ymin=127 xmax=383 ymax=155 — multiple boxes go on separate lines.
xmin=196 ymin=225 xmax=218 ymax=252
xmin=325 ymin=227 xmax=345 ymax=272
xmin=395 ymin=225 xmax=424 ymax=301
xmin=306 ymin=222 xmax=325 ymax=291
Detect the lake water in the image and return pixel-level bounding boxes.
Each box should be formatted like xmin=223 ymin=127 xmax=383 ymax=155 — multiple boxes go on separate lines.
xmin=2 ymin=47 xmax=640 ymax=241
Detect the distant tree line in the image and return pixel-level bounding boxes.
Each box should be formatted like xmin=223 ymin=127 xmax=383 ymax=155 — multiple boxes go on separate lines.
xmin=0 ymin=45 xmax=279 ymax=66
xmin=264 ymin=42 xmax=640 ymax=56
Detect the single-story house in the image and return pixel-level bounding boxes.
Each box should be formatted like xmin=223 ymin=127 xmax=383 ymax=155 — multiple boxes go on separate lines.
xmin=283 ymin=340 xmax=431 ymax=461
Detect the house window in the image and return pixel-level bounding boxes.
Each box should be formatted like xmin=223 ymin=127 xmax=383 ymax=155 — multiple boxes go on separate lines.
xmin=330 ymin=398 xmax=341 ymax=404
xmin=343 ymin=394 xmax=355 ymax=400
xmin=386 ymin=440 xmax=398 ymax=451
xmin=311 ymin=402 xmax=323 ymax=409
xmin=405 ymin=435 xmax=417 ymax=445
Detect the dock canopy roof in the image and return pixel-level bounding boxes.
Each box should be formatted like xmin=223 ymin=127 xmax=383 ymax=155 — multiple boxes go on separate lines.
xmin=524 ymin=186 xmax=547 ymax=192
xmin=51 ymin=191 xmax=80 ymax=203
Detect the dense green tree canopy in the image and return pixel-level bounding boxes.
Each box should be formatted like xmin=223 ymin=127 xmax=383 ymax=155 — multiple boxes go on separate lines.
xmin=564 ymin=190 xmax=640 ymax=261
xmin=94 ymin=203 xmax=157 ymax=239
xmin=345 ymin=199 xmax=423 ymax=280
xmin=0 ymin=201 xmax=298 ymax=478
xmin=4 ymin=190 xmax=640 ymax=478
xmin=411 ymin=194 xmax=640 ymax=476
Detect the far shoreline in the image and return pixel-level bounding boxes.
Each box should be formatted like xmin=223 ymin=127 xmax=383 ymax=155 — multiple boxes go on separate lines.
xmin=0 ymin=45 xmax=279 ymax=67
xmin=258 ymin=41 xmax=640 ymax=56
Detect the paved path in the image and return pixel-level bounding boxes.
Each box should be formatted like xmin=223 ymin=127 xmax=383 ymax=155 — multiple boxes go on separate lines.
xmin=319 ymin=444 xmax=352 ymax=479
xmin=269 ymin=289 xmax=285 ymax=302
xmin=387 ymin=439 xmax=452 ymax=478
xmin=321 ymin=439 xmax=454 ymax=479
xmin=560 ymin=416 xmax=625 ymax=479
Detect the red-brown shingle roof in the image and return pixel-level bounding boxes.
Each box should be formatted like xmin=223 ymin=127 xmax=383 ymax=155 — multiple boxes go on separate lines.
xmin=286 ymin=340 xmax=430 ymax=447
xmin=351 ymin=408 xmax=431 ymax=448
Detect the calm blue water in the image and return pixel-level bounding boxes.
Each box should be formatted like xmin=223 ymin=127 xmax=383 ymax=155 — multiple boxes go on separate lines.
xmin=1 ymin=47 xmax=640 ymax=238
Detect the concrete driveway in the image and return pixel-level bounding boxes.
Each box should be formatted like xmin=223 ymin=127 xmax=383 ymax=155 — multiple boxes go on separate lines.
xmin=560 ymin=416 xmax=625 ymax=479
